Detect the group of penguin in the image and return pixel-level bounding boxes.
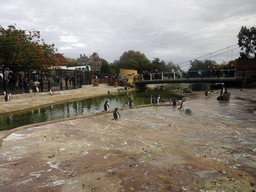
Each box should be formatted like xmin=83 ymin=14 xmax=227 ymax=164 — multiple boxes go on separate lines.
xmin=104 ymin=95 xmax=189 ymax=120
xmin=103 ymin=97 xmax=134 ymax=119
xmin=3 ymin=89 xmax=53 ymax=102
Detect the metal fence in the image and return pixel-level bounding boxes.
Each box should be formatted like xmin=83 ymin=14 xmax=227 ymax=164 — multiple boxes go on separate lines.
xmin=0 ymin=66 xmax=92 ymax=94
xmin=135 ymin=69 xmax=238 ymax=81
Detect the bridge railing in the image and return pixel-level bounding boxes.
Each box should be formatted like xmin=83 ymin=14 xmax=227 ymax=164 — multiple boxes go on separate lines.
xmin=135 ymin=69 xmax=238 ymax=82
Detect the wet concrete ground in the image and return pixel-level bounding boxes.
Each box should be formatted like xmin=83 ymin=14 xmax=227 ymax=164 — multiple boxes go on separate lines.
xmin=0 ymin=88 xmax=256 ymax=191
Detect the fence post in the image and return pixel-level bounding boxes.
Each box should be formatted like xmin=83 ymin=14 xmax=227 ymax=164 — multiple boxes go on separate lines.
xmin=60 ymin=70 xmax=63 ymax=90
xmin=80 ymin=71 xmax=82 ymax=88
xmin=48 ymin=70 xmax=51 ymax=91
xmin=66 ymin=70 xmax=68 ymax=89
xmin=40 ymin=69 xmax=43 ymax=92
xmin=2 ymin=65 xmax=6 ymax=92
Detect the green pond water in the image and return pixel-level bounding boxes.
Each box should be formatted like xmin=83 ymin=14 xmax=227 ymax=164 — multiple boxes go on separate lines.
xmin=0 ymin=87 xmax=183 ymax=131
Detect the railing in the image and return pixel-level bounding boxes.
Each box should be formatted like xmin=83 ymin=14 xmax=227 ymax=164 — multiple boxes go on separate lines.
xmin=135 ymin=69 xmax=238 ymax=82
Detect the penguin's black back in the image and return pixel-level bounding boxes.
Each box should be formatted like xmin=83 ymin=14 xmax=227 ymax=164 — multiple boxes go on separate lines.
xmin=5 ymin=94 xmax=8 ymax=101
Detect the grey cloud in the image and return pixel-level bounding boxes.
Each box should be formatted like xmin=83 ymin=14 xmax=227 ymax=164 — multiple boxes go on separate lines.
xmin=1 ymin=0 xmax=256 ymax=70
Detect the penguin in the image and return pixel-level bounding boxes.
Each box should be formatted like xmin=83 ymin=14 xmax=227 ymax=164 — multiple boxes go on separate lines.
xmin=170 ymin=97 xmax=179 ymax=107
xmin=49 ymin=90 xmax=53 ymax=95
xmin=117 ymin=88 xmax=120 ymax=94
xmin=5 ymin=92 xmax=11 ymax=102
xmin=108 ymin=91 xmax=110 ymax=95
xmin=5 ymin=92 xmax=8 ymax=101
xmin=103 ymin=100 xmax=110 ymax=111
xmin=178 ymin=99 xmax=185 ymax=110
xmin=159 ymin=95 xmax=165 ymax=103
xmin=151 ymin=95 xmax=161 ymax=104
xmin=125 ymin=97 xmax=134 ymax=108
xmin=156 ymin=95 xmax=160 ymax=104
xmin=36 ymin=86 xmax=39 ymax=93
xmin=220 ymin=88 xmax=223 ymax=95
xmin=150 ymin=95 xmax=154 ymax=104
xmin=113 ymin=108 xmax=121 ymax=119
xmin=224 ymin=87 xmax=227 ymax=93
xmin=3 ymin=91 xmax=6 ymax=96
xmin=205 ymin=91 xmax=211 ymax=96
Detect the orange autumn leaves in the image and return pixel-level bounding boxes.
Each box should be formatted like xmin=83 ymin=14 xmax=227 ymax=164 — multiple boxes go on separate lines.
xmin=0 ymin=25 xmax=67 ymax=69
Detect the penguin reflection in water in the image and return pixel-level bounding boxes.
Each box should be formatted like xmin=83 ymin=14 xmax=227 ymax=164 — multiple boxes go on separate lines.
xmin=103 ymin=101 xmax=110 ymax=111
xmin=170 ymin=97 xmax=180 ymax=108
xmin=113 ymin=108 xmax=121 ymax=119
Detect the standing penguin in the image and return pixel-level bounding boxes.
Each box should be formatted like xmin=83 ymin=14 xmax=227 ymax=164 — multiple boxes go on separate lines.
xmin=125 ymin=97 xmax=134 ymax=108
xmin=220 ymin=88 xmax=223 ymax=95
xmin=113 ymin=108 xmax=121 ymax=119
xmin=178 ymin=99 xmax=185 ymax=110
xmin=5 ymin=92 xmax=11 ymax=102
xmin=156 ymin=95 xmax=160 ymax=104
xmin=170 ymin=97 xmax=179 ymax=107
xmin=4 ymin=92 xmax=8 ymax=102
xmin=150 ymin=95 xmax=154 ymax=104
xmin=103 ymin=100 xmax=110 ymax=111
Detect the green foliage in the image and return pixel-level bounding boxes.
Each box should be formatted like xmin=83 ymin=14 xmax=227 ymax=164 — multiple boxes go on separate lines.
xmin=226 ymin=59 xmax=237 ymax=69
xmin=151 ymin=58 xmax=167 ymax=72
xmin=0 ymin=25 xmax=60 ymax=70
xmin=118 ymin=50 xmax=151 ymax=73
xmin=166 ymin=61 xmax=181 ymax=72
xmin=189 ymin=59 xmax=217 ymax=70
xmin=66 ymin=58 xmax=77 ymax=66
xmin=100 ymin=59 xmax=111 ymax=74
xmin=237 ymin=26 xmax=256 ymax=58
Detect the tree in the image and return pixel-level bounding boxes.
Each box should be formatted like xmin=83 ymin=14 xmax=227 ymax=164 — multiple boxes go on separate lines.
xmin=189 ymin=59 xmax=217 ymax=70
xmin=226 ymin=59 xmax=237 ymax=69
xmin=166 ymin=62 xmax=181 ymax=72
xmin=151 ymin=58 xmax=166 ymax=72
xmin=0 ymin=25 xmax=63 ymax=70
xmin=100 ymin=59 xmax=111 ymax=74
xmin=118 ymin=50 xmax=150 ymax=73
xmin=66 ymin=58 xmax=77 ymax=66
xmin=237 ymin=26 xmax=256 ymax=58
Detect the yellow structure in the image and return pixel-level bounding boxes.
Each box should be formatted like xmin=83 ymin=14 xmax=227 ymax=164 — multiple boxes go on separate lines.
xmin=119 ymin=69 xmax=138 ymax=85
xmin=119 ymin=69 xmax=137 ymax=77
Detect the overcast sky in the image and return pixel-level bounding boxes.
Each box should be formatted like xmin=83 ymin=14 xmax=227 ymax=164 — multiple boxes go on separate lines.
xmin=1 ymin=0 xmax=256 ymax=70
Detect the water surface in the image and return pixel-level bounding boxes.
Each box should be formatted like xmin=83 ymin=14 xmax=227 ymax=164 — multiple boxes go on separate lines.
xmin=0 ymin=87 xmax=182 ymax=131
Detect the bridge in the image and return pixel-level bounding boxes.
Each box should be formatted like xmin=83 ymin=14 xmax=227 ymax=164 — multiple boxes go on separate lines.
xmin=133 ymin=70 xmax=244 ymax=88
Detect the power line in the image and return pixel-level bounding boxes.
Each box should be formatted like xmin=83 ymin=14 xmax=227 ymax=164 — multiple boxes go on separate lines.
xmin=179 ymin=44 xmax=240 ymax=67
